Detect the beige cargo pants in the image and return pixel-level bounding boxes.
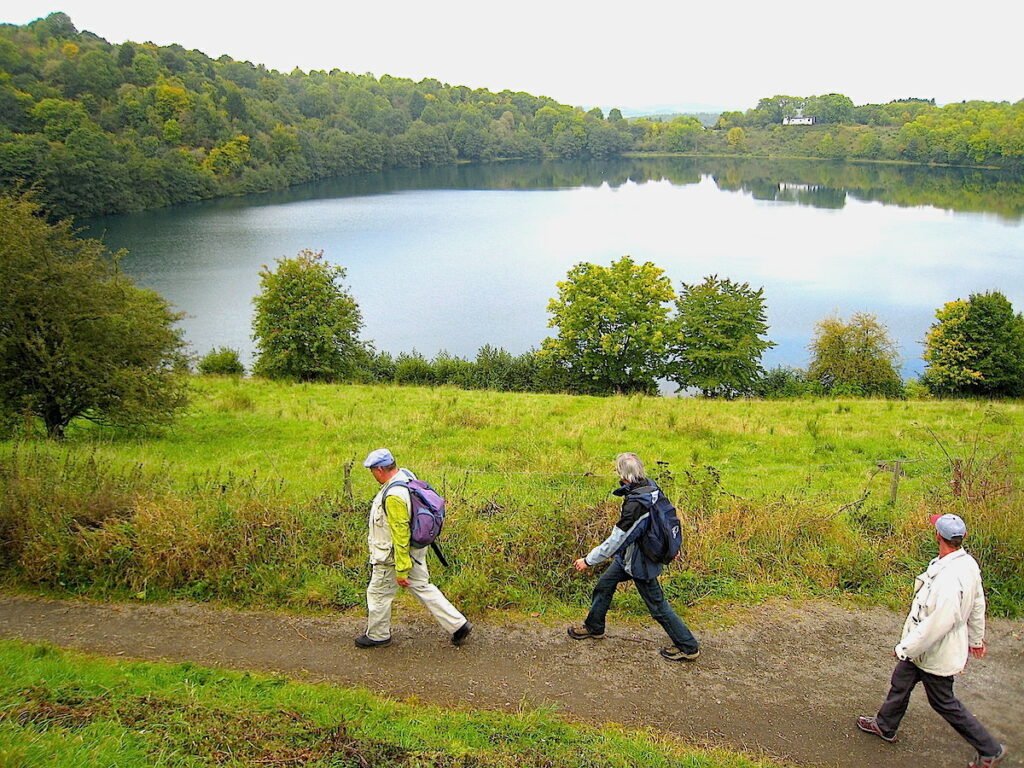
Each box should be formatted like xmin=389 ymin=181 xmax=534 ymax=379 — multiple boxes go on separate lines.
xmin=366 ymin=547 xmax=466 ymax=641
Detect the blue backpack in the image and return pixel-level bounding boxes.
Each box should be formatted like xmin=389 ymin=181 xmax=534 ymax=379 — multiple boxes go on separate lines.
xmin=630 ymin=485 xmax=682 ymax=565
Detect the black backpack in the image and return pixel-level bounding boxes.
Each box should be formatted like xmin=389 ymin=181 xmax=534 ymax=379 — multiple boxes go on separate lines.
xmin=629 ymin=484 xmax=683 ymax=565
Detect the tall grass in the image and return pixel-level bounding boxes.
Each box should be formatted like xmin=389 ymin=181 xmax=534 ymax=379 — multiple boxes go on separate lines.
xmin=1 ymin=378 xmax=1021 ymax=617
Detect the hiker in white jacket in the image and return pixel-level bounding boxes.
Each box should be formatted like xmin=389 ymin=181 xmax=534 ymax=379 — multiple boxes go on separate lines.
xmin=857 ymin=513 xmax=1007 ymax=768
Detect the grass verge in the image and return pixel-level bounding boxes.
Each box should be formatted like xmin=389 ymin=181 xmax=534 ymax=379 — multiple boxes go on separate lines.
xmin=0 ymin=640 xmax=786 ymax=767
xmin=1 ymin=378 xmax=1022 ymax=618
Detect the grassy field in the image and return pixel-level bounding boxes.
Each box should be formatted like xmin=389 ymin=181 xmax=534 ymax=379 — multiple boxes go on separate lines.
xmin=1 ymin=377 xmax=1022 ymax=617
xmin=0 ymin=640 xmax=785 ymax=767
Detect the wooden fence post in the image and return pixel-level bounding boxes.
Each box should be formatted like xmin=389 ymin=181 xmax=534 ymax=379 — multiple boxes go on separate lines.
xmin=343 ymin=459 xmax=354 ymax=508
xmin=951 ymin=458 xmax=964 ymax=497
xmin=889 ymin=460 xmax=903 ymax=504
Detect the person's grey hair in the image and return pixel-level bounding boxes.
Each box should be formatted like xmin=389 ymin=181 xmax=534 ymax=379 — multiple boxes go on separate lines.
xmin=615 ymin=453 xmax=645 ymax=484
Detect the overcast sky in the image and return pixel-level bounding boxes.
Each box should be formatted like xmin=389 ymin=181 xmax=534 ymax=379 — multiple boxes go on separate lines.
xmin=3 ymin=0 xmax=1022 ymax=112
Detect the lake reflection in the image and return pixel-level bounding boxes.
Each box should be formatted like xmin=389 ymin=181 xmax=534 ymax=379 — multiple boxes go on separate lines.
xmin=84 ymin=158 xmax=1023 ymax=378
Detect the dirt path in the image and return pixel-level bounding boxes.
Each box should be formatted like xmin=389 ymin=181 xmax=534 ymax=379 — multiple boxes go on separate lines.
xmin=0 ymin=595 xmax=1020 ymax=767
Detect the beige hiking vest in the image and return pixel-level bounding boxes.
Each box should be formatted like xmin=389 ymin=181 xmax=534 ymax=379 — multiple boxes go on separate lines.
xmin=367 ymin=469 xmax=414 ymax=565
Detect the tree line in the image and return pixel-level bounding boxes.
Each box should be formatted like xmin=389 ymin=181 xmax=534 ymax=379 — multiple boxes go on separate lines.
xmin=3 ymin=190 xmax=1023 ymax=437
xmin=1 ymin=14 xmax=1022 ymax=221
xmin=239 ymin=252 xmax=1024 ymax=402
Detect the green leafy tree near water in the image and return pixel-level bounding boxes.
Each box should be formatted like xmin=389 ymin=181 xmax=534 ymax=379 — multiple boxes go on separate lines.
xmin=807 ymin=312 xmax=903 ymax=397
xmin=252 ymin=249 xmax=365 ymax=382
xmin=540 ymin=256 xmax=675 ymax=394
xmin=923 ymin=291 xmax=1024 ymax=397
xmin=667 ymin=276 xmax=774 ymax=397
xmin=0 ymin=191 xmax=189 ymax=437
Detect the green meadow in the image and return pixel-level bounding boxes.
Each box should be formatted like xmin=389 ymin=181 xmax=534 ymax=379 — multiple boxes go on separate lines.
xmin=0 ymin=640 xmax=785 ymax=768
xmin=2 ymin=377 xmax=1022 ymax=618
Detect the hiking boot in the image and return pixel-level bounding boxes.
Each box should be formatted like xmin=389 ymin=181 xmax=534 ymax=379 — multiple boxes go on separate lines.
xmin=970 ymin=745 xmax=1008 ymax=768
xmin=660 ymin=646 xmax=700 ymax=662
xmin=567 ymin=625 xmax=604 ymax=640
xmin=354 ymin=634 xmax=392 ymax=648
xmin=856 ymin=716 xmax=896 ymax=743
xmin=452 ymin=621 xmax=473 ymax=646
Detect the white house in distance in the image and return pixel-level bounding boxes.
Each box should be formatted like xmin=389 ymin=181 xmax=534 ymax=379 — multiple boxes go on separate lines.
xmin=782 ymin=108 xmax=814 ymax=125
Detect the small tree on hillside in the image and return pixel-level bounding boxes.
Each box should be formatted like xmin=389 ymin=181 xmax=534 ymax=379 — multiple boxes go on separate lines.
xmin=0 ymin=192 xmax=189 ymax=437
xmin=540 ymin=256 xmax=675 ymax=394
xmin=666 ymin=275 xmax=775 ymax=397
xmin=923 ymin=292 xmax=1024 ymax=397
xmin=807 ymin=312 xmax=903 ymax=397
xmin=252 ymin=249 xmax=365 ymax=381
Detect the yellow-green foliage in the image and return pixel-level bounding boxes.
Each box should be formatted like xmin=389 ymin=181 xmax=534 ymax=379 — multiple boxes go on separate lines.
xmin=1 ymin=378 xmax=1022 ymax=617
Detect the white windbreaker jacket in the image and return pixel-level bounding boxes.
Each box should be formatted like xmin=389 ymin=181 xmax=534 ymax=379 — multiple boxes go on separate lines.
xmin=895 ymin=548 xmax=986 ymax=677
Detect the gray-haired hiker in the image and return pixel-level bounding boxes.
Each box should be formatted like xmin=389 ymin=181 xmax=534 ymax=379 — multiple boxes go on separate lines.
xmin=857 ymin=513 xmax=1007 ymax=768
xmin=355 ymin=448 xmax=472 ymax=648
xmin=568 ymin=452 xmax=700 ymax=662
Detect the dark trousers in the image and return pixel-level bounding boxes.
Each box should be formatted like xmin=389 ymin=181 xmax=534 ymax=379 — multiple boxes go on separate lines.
xmin=875 ymin=658 xmax=1000 ymax=756
xmin=584 ymin=559 xmax=699 ymax=653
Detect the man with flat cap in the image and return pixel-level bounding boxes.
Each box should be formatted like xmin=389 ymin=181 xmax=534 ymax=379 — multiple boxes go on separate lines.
xmin=857 ymin=513 xmax=1007 ymax=767
xmin=355 ymin=448 xmax=471 ymax=648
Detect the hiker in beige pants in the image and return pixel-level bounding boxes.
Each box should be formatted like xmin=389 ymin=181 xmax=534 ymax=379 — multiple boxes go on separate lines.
xmin=355 ymin=448 xmax=471 ymax=648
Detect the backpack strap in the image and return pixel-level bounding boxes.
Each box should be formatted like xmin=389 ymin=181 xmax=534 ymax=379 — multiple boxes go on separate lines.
xmin=430 ymin=541 xmax=450 ymax=568
xmin=627 ymin=485 xmax=658 ymax=506
xmin=381 ymin=478 xmax=409 ymax=501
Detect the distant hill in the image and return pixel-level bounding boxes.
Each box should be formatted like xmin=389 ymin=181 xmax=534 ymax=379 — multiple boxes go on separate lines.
xmin=618 ymin=102 xmax=735 ymax=117
xmin=0 ymin=13 xmax=637 ymax=219
xmin=1 ymin=13 xmax=1021 ymax=220
xmin=635 ymin=112 xmax=722 ymax=127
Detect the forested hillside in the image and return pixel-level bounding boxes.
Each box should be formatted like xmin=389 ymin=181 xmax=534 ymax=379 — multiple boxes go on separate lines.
xmin=1 ymin=13 xmax=1022 ymax=220
xmin=714 ymin=94 xmax=1024 ymax=167
xmin=0 ymin=13 xmax=632 ymax=219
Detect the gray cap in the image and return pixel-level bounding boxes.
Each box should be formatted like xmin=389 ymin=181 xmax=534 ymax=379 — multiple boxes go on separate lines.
xmin=932 ymin=513 xmax=967 ymax=539
xmin=363 ymin=448 xmax=395 ymax=468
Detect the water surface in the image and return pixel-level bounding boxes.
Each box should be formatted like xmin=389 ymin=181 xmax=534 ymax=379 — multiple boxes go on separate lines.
xmin=85 ymin=158 xmax=1024 ymax=377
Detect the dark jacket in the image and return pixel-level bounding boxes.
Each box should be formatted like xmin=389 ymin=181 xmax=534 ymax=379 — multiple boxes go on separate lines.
xmin=583 ymin=478 xmax=664 ymax=579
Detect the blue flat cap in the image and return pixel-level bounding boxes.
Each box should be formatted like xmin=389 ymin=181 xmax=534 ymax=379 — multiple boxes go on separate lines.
xmin=363 ymin=448 xmax=395 ymax=468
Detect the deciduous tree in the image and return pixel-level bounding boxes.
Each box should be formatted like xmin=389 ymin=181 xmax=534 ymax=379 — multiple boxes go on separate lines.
xmin=0 ymin=192 xmax=189 ymax=437
xmin=923 ymin=292 xmax=1024 ymax=397
xmin=540 ymin=256 xmax=674 ymax=394
xmin=251 ymin=249 xmax=365 ymax=381
xmin=807 ymin=312 xmax=903 ymax=397
xmin=667 ymin=276 xmax=774 ymax=397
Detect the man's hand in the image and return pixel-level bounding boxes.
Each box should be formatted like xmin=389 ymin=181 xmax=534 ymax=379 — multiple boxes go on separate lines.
xmin=573 ymin=558 xmax=589 ymax=572
xmin=969 ymin=642 xmax=987 ymax=659
xmin=396 ymin=577 xmax=411 ymax=588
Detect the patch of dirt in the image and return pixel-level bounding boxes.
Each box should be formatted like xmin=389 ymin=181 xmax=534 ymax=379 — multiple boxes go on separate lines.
xmin=0 ymin=595 xmax=1020 ymax=767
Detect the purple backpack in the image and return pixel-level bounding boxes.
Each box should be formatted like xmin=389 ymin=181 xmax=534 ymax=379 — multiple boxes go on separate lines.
xmin=388 ymin=478 xmax=446 ymax=549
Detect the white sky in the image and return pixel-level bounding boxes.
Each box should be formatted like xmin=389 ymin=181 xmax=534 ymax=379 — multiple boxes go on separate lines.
xmin=3 ymin=0 xmax=1022 ymax=112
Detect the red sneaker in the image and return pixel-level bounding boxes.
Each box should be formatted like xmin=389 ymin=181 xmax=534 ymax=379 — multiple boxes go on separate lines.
xmin=970 ymin=745 xmax=1008 ymax=768
xmin=856 ymin=716 xmax=896 ymax=743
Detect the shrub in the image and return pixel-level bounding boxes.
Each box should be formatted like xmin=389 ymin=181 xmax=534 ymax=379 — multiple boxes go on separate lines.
xmin=393 ymin=351 xmax=435 ymax=385
xmin=198 ymin=347 xmax=245 ymax=376
xmin=364 ymin=350 xmax=396 ymax=383
xmin=752 ymin=366 xmax=809 ymax=398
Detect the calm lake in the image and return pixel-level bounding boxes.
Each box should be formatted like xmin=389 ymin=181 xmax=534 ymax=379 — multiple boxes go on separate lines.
xmin=84 ymin=157 xmax=1024 ymax=378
